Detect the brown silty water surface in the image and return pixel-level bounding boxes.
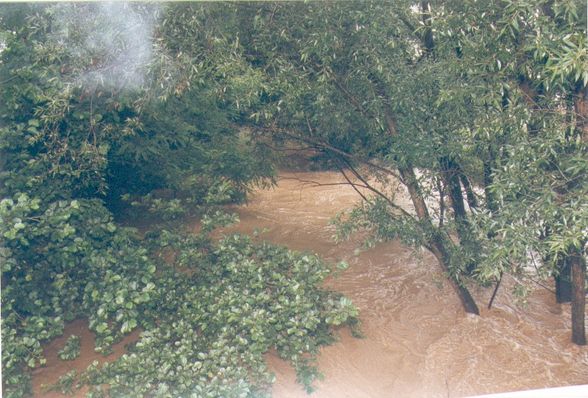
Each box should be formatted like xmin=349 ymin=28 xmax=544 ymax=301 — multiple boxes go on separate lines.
xmin=32 ymin=171 xmax=588 ymax=397
xmin=225 ymin=171 xmax=588 ymax=397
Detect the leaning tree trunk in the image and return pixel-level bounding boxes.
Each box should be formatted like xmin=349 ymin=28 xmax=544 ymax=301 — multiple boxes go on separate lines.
xmin=394 ymin=127 xmax=479 ymax=315
xmin=355 ymin=3 xmax=479 ymax=313
xmin=427 ymin=229 xmax=481 ymax=315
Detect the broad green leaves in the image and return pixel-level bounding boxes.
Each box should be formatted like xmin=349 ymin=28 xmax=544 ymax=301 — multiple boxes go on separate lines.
xmin=0 ymin=194 xmax=158 ymax=396
xmin=65 ymin=233 xmax=357 ymax=397
xmin=58 ymin=335 xmax=81 ymax=361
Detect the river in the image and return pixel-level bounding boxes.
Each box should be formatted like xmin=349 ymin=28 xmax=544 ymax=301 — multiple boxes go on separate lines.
xmin=32 ymin=171 xmax=588 ymax=397
xmin=225 ymin=171 xmax=588 ymax=397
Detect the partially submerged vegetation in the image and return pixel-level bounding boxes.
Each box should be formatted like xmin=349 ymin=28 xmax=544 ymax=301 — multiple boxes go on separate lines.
xmin=0 ymin=5 xmax=356 ymax=397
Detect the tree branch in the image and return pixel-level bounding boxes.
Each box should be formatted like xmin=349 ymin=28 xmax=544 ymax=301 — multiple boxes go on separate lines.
xmin=339 ymin=157 xmax=414 ymax=220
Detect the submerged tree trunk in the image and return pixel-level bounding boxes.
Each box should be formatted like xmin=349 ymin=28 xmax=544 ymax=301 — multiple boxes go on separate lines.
xmin=570 ymin=85 xmax=587 ymax=345
xmin=570 ymin=248 xmax=586 ymax=345
xmin=427 ymin=233 xmax=481 ymax=315
xmin=353 ymin=2 xmax=480 ymax=312
xmin=555 ymin=256 xmax=572 ymax=303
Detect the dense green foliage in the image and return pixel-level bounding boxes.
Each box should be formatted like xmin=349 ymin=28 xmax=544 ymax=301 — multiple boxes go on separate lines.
xmin=1 ymin=4 xmax=357 ymax=397
xmin=1 ymin=195 xmax=158 ymax=396
xmin=431 ymin=0 xmax=587 ymax=276
xmin=426 ymin=0 xmax=587 ymax=342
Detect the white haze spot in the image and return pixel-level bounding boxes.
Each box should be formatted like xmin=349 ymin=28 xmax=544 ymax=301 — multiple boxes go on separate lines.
xmin=51 ymin=2 xmax=160 ymax=90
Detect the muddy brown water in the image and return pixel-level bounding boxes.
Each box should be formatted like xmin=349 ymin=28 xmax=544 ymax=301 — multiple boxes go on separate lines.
xmin=32 ymin=171 xmax=588 ymax=397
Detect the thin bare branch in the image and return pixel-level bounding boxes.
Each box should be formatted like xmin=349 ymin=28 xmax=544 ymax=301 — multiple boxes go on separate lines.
xmin=340 ymin=157 xmax=415 ymax=220
xmin=336 ymin=164 xmax=370 ymax=203
xmin=278 ymin=176 xmax=370 ymax=189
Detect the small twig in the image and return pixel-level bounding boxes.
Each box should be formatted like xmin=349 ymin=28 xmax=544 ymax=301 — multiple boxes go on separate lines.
xmin=488 ymin=271 xmax=503 ymax=309
xmin=0 ymin=75 xmax=18 ymax=85
xmin=268 ymin=3 xmax=279 ymax=24
xmin=529 ymin=250 xmax=542 ymax=274
xmin=508 ymin=272 xmax=557 ymax=295
xmin=305 ymin=114 xmax=314 ymax=136
xmin=90 ymin=93 xmax=97 ymax=147
xmin=528 ymin=251 xmax=558 ymax=294
xmin=332 ymin=78 xmax=373 ymax=119
xmin=530 ymin=278 xmax=556 ymax=294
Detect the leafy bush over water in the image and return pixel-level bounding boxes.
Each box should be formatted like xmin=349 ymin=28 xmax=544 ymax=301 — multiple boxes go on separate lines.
xmin=1 ymin=195 xmax=157 ymax=397
xmin=1 ymin=5 xmax=351 ymax=397
xmin=1 ymin=193 xmax=358 ymax=397
xmin=81 ymin=233 xmax=358 ymax=397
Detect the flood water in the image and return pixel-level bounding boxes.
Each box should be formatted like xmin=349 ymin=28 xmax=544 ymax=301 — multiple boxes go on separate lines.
xmin=32 ymin=171 xmax=588 ymax=397
xmin=225 ymin=171 xmax=588 ymax=397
